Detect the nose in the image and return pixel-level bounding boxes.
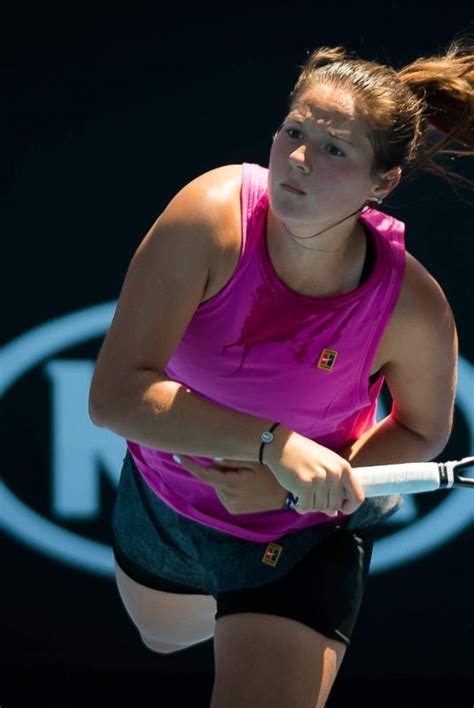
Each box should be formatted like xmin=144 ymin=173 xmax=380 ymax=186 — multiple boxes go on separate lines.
xmin=288 ymin=145 xmax=310 ymax=172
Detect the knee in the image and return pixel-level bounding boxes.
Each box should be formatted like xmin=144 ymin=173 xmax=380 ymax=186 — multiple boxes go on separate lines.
xmin=140 ymin=632 xmax=187 ymax=654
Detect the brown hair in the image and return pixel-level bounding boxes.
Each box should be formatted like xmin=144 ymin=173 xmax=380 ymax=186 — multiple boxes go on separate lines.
xmin=286 ymin=36 xmax=474 ymax=190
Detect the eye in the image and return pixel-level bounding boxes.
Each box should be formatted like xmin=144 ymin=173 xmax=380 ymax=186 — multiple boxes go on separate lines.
xmin=326 ymin=144 xmax=346 ymax=157
xmin=285 ymin=128 xmax=303 ymax=139
xmin=285 ymin=128 xmax=346 ymax=157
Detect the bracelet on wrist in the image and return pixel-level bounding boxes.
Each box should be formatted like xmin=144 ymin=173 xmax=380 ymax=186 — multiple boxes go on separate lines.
xmin=259 ymin=422 xmax=280 ymax=464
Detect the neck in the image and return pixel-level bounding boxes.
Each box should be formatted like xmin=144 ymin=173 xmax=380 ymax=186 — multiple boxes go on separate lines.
xmin=266 ymin=208 xmax=368 ymax=296
xmin=269 ymin=205 xmax=364 ymax=254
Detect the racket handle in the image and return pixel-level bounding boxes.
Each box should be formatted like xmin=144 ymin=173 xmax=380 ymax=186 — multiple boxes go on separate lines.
xmin=352 ymin=462 xmax=452 ymax=497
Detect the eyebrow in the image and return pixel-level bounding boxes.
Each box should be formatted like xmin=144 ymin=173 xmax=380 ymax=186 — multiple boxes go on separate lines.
xmin=326 ymin=131 xmax=355 ymax=146
xmin=287 ymin=116 xmax=357 ymax=147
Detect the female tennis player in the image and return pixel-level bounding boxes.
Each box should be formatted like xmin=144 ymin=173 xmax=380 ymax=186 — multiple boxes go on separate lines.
xmin=89 ymin=38 xmax=473 ymax=708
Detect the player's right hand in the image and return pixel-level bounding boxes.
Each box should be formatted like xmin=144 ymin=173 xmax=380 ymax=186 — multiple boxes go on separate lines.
xmin=264 ymin=429 xmax=365 ymax=516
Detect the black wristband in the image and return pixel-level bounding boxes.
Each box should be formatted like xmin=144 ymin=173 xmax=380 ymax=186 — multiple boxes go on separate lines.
xmin=259 ymin=422 xmax=280 ymax=464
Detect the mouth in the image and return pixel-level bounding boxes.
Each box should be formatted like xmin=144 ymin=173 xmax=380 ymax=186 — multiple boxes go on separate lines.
xmin=281 ymin=182 xmax=306 ymax=195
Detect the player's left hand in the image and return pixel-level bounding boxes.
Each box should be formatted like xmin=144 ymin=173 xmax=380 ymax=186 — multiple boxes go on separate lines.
xmin=173 ymin=456 xmax=288 ymax=515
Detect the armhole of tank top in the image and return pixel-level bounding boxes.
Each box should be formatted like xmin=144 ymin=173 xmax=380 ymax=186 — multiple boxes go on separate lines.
xmin=195 ymin=163 xmax=249 ymax=310
xmin=357 ymin=214 xmax=406 ymax=406
xmin=240 ymin=162 xmax=268 ymax=253
xmin=359 ymin=222 xmax=376 ymax=286
xmin=241 ymin=162 xmax=253 ymax=226
xmin=240 ymin=162 xmax=253 ymax=253
xmin=368 ymin=368 xmax=382 ymax=387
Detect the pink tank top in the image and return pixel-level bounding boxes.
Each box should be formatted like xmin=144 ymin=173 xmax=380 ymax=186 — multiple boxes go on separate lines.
xmin=126 ymin=162 xmax=406 ymax=541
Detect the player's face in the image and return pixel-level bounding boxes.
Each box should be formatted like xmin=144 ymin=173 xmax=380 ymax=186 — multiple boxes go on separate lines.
xmin=268 ymin=82 xmax=380 ymax=227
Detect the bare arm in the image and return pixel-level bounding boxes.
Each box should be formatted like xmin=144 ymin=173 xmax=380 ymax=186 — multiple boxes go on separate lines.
xmin=337 ymin=252 xmax=458 ymax=467
xmin=92 ymin=367 xmax=279 ymax=461
xmin=88 ymin=165 xmax=289 ymax=461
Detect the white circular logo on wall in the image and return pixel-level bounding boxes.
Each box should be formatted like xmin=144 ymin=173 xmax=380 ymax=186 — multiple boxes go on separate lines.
xmin=1 ymin=304 xmax=473 ymax=576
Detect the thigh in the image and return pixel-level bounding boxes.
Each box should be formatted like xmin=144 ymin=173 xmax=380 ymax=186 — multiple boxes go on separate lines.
xmin=211 ymin=613 xmax=346 ymax=708
xmin=114 ymin=558 xmax=217 ymax=653
xmin=210 ymin=528 xmax=374 ymax=707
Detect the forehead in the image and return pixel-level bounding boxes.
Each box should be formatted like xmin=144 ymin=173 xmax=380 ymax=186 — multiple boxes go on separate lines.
xmin=288 ymin=83 xmax=369 ymax=138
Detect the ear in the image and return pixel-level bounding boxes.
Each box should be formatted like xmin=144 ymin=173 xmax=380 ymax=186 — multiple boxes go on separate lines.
xmin=371 ymin=166 xmax=402 ymax=201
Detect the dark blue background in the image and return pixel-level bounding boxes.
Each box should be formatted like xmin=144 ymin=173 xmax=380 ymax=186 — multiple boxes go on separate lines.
xmin=4 ymin=4 xmax=473 ymax=706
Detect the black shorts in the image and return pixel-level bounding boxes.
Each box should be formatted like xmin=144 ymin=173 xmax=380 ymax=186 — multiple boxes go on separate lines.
xmin=111 ymin=449 xmax=376 ymax=648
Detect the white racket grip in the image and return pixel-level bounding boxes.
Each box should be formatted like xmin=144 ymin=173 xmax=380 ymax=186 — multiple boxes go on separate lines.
xmin=352 ymin=461 xmax=453 ymax=497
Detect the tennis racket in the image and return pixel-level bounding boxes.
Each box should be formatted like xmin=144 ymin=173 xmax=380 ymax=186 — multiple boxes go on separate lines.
xmin=351 ymin=456 xmax=474 ymax=497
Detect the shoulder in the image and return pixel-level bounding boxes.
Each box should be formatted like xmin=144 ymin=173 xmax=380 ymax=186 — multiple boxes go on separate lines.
xmin=169 ymin=163 xmax=243 ymax=243
xmin=179 ymin=163 xmax=242 ymax=216
xmin=131 ymin=164 xmax=243 ymax=282
xmin=397 ymin=251 xmax=454 ymax=323
xmin=381 ymin=249 xmax=457 ymax=368
xmin=155 ymin=164 xmax=244 ymax=304
xmin=148 ymin=162 xmax=242 ymax=255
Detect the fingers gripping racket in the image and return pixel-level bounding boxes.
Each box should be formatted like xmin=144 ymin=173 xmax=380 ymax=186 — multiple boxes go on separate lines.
xmin=352 ymin=456 xmax=474 ymax=497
